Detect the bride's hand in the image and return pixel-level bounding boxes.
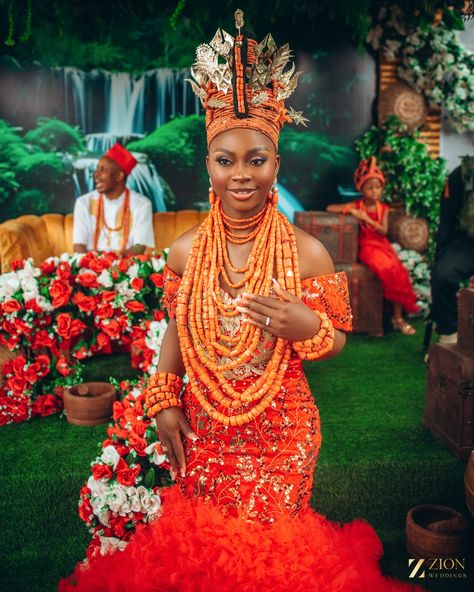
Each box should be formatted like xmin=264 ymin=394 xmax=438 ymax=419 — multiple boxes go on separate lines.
xmin=235 ymin=279 xmax=320 ymax=341
xmin=155 ymin=407 xmax=199 ymax=480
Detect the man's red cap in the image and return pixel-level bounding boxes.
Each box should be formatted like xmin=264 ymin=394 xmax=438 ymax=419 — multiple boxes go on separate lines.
xmin=104 ymin=143 xmax=137 ymax=175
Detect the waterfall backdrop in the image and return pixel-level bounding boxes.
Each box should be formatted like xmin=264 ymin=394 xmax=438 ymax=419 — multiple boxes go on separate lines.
xmin=0 ymin=1 xmax=376 ymax=222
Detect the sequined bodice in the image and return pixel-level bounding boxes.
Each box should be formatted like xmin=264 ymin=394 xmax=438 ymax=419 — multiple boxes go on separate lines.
xmin=217 ymin=288 xmax=277 ymax=380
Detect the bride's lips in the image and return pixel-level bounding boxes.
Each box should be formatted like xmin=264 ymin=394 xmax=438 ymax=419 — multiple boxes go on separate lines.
xmin=227 ymin=188 xmax=258 ymax=201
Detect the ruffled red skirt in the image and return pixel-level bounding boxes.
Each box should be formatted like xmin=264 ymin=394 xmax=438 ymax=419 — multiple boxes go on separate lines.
xmin=59 ymin=486 xmax=423 ymax=592
xmin=358 ymin=236 xmax=419 ymax=314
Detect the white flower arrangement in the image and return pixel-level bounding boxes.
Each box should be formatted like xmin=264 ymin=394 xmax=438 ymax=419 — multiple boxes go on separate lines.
xmin=391 ymin=242 xmax=431 ymax=316
xmin=366 ymin=4 xmax=474 ymax=133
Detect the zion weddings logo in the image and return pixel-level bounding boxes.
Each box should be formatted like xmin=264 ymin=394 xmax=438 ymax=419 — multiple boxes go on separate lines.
xmin=408 ymin=557 xmax=468 ymax=581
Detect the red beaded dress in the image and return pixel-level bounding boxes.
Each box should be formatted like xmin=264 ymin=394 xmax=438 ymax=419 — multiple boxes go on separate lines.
xmin=355 ymin=199 xmax=419 ymax=314
xmin=59 ymin=265 xmax=423 ymax=592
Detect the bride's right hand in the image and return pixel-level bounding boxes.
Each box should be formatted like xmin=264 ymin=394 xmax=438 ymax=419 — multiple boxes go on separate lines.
xmin=155 ymin=407 xmax=199 ymax=480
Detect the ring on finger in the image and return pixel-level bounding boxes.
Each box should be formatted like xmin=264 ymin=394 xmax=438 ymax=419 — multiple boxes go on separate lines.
xmin=265 ymin=316 xmax=271 ymax=327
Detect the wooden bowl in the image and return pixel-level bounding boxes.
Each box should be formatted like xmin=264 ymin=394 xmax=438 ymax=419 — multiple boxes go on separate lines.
xmin=406 ymin=505 xmax=469 ymax=558
xmin=63 ymin=382 xmax=116 ymax=426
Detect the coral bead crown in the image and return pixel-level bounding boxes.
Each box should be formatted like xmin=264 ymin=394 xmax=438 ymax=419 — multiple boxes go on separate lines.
xmin=186 ymin=9 xmax=308 ymax=147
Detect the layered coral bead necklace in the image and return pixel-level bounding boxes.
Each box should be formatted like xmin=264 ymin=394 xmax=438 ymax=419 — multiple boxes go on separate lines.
xmin=93 ymin=189 xmax=131 ymax=253
xmin=176 ymin=188 xmax=302 ymax=426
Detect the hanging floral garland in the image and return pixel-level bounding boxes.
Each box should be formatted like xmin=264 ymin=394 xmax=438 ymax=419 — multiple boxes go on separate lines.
xmin=367 ymin=4 xmax=474 ymax=133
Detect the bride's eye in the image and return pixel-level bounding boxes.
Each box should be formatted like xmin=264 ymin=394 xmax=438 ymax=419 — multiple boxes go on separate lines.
xmin=216 ymin=157 xmax=232 ymax=166
xmin=251 ymin=158 xmax=266 ymax=166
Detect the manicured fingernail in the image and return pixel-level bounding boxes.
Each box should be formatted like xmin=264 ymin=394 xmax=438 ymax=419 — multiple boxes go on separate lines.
xmin=170 ymin=469 xmax=176 ymax=480
xmin=272 ymin=278 xmax=279 ymax=287
xmin=236 ymin=305 xmax=248 ymax=313
xmin=180 ymin=468 xmax=186 ymax=478
xmin=187 ymin=433 xmax=199 ymax=441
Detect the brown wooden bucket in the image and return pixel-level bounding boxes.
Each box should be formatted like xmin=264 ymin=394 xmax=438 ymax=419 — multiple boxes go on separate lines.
xmin=406 ymin=505 xmax=470 ymax=558
xmin=465 ymin=451 xmax=474 ymax=517
xmin=63 ymin=382 xmax=117 ymax=426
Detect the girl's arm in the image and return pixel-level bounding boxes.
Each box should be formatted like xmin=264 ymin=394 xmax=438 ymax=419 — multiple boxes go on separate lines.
xmin=326 ymin=202 xmax=355 ymax=213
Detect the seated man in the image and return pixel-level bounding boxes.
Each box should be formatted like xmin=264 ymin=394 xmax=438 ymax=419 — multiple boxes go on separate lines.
xmin=73 ymin=144 xmax=155 ymax=255
xmin=431 ymin=156 xmax=474 ymax=344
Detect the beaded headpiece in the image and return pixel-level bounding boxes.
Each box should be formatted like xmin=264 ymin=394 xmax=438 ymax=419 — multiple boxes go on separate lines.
xmin=354 ymin=157 xmax=386 ymax=192
xmin=187 ymin=9 xmax=308 ymax=147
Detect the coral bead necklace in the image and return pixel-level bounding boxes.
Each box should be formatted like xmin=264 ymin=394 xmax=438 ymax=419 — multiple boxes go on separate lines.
xmin=93 ymin=188 xmax=131 ymax=253
xmin=176 ymin=187 xmax=303 ymax=426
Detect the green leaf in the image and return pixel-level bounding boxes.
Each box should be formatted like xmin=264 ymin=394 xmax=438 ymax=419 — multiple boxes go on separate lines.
xmin=144 ymin=467 xmax=155 ymax=488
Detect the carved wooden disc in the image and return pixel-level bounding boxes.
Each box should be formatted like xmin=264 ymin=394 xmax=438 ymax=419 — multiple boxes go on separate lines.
xmin=379 ymin=82 xmax=427 ymax=131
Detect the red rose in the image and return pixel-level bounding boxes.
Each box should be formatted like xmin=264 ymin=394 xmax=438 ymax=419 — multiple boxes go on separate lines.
xmin=77 ymin=272 xmax=99 ymax=288
xmin=91 ymin=463 xmax=113 ymax=481
xmin=101 ymin=319 xmax=120 ymax=339
xmin=149 ymin=273 xmax=164 ymax=288
xmin=153 ymin=309 xmax=165 ymax=321
xmin=96 ymin=302 xmax=114 ymax=319
xmin=31 ymin=393 xmax=61 ymax=417
xmin=57 ymin=262 xmax=72 ymax=280
xmin=3 ymin=300 xmax=21 ymax=313
xmin=31 ymin=330 xmax=55 ymax=349
xmin=10 ymin=259 xmax=24 ymax=271
xmin=55 ymin=356 xmax=70 ymax=377
xmin=56 ymin=313 xmax=73 ymax=339
xmin=95 ymin=332 xmax=111 ymax=353
xmin=116 ymin=462 xmax=141 ymax=487
xmin=109 ymin=515 xmax=131 ymax=539
xmin=49 ymin=279 xmax=72 ymax=308
xmin=128 ymin=432 xmax=147 ymax=457
xmin=6 ymin=376 xmax=27 ymax=394
xmin=125 ymin=300 xmax=145 ymax=313
xmin=36 ymin=354 xmax=51 ymax=378
xmin=24 ymin=362 xmax=41 ymax=384
xmin=73 ymin=346 xmax=89 ymax=360
xmin=71 ymin=318 xmax=86 ymax=337
xmin=118 ymin=259 xmax=129 ymax=273
xmin=13 ymin=318 xmax=29 ymax=334
xmin=101 ymin=291 xmax=117 ymax=303
xmin=1 ymin=359 xmax=13 ymax=377
xmin=25 ymin=299 xmax=43 ymax=314
xmin=73 ymin=292 xmax=97 ymax=312
xmin=40 ymin=259 xmax=56 ymax=275
xmin=131 ymin=277 xmax=144 ymax=291
xmin=78 ymin=486 xmax=94 ymax=525
xmin=12 ymin=355 xmax=27 ymax=377
xmin=112 ymin=400 xmax=125 ymax=421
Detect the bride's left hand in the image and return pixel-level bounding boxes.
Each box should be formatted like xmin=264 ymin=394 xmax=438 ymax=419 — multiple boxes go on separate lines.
xmin=235 ymin=278 xmax=320 ymax=341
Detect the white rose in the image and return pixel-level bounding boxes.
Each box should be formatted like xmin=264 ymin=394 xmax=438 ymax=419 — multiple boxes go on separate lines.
xmin=107 ymin=485 xmax=128 ymax=513
xmin=145 ymin=442 xmax=167 ymax=466
xmin=95 ymin=510 xmax=111 ymax=527
xmin=87 ymin=476 xmax=109 ymax=497
xmin=35 ymin=295 xmax=54 ymax=312
xmin=99 ymin=536 xmax=127 ymax=556
xmin=97 ymin=270 xmax=113 ymax=288
xmin=116 ymin=281 xmax=135 ymax=302
xmin=126 ymin=263 xmax=139 ymax=279
xmin=100 ymin=445 xmax=120 ymax=469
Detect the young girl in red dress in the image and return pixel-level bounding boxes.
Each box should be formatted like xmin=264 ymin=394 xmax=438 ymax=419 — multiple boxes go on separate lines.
xmin=328 ymin=157 xmax=419 ymax=335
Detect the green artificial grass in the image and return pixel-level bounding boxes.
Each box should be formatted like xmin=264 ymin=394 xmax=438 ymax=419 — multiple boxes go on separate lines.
xmin=0 ymin=321 xmax=473 ymax=592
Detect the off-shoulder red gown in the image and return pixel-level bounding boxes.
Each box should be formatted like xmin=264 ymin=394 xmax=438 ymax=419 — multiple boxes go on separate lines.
xmin=59 ymin=265 xmax=423 ymax=592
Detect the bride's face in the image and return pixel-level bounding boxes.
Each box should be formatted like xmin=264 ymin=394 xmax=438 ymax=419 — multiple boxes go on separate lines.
xmin=207 ymin=128 xmax=280 ymax=217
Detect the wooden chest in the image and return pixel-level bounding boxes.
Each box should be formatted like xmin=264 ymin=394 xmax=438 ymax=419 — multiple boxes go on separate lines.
xmin=294 ymin=211 xmax=359 ymax=263
xmin=335 ymin=262 xmax=384 ymax=336
xmin=458 ymin=288 xmax=474 ymax=351
xmin=424 ymin=343 xmax=474 ymax=460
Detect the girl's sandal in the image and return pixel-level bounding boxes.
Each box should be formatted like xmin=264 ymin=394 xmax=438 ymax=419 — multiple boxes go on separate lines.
xmin=391 ymin=317 xmax=416 ymax=335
